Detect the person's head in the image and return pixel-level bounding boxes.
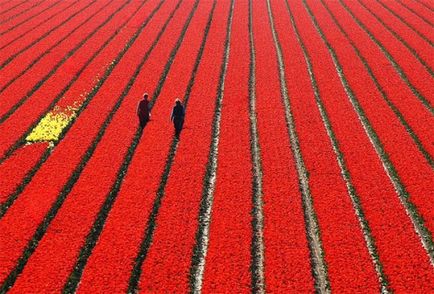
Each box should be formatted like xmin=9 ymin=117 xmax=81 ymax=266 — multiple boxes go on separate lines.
xmin=175 ymin=98 xmax=181 ymax=106
xmin=143 ymin=93 xmax=149 ymax=100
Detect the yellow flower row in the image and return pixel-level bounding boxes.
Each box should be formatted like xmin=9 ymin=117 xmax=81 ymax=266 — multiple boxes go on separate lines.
xmin=26 ymin=103 xmax=81 ymax=144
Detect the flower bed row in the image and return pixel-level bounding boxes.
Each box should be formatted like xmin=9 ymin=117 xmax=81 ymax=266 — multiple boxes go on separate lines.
xmin=0 ymin=0 xmax=172 ymax=287
xmin=0 ymin=0 xmax=140 ymax=157
xmin=75 ymin=2 xmax=223 ymax=292
xmin=0 ymin=0 xmax=97 ymax=69
xmin=337 ymin=0 xmax=434 ymax=109
xmin=0 ymin=0 xmax=63 ymax=38
xmin=0 ymin=0 xmax=46 ymax=30
xmin=0 ymin=0 xmax=152 ymax=213
xmin=296 ymin=0 xmax=434 ymax=290
xmin=0 ymin=0 xmax=29 ymax=17
xmin=0 ymin=0 xmax=79 ymax=52
xmin=198 ymin=0 xmax=253 ymax=292
xmin=323 ymin=0 xmax=434 ymax=255
xmin=0 ymin=0 xmax=115 ymax=119
xmin=0 ymin=143 xmax=47 ymax=205
xmin=254 ymin=0 xmax=315 ymax=291
xmin=357 ymin=0 xmax=433 ymax=69
xmin=273 ymin=0 xmax=383 ymax=291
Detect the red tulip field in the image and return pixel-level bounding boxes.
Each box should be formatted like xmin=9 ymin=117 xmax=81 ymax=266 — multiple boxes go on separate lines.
xmin=0 ymin=0 xmax=433 ymax=292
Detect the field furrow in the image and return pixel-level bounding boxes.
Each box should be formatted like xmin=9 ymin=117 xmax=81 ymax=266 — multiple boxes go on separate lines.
xmin=247 ymin=0 xmax=266 ymax=290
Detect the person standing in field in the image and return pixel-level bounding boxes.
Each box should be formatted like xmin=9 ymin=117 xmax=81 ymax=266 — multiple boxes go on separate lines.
xmin=137 ymin=93 xmax=151 ymax=128
xmin=171 ymin=98 xmax=185 ymax=136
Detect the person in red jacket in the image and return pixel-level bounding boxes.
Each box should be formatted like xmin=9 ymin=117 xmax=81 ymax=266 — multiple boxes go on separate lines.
xmin=137 ymin=93 xmax=151 ymax=128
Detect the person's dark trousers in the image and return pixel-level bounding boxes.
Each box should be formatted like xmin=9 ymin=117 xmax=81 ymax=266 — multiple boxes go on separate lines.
xmin=139 ymin=116 xmax=149 ymax=128
xmin=174 ymin=117 xmax=184 ymax=135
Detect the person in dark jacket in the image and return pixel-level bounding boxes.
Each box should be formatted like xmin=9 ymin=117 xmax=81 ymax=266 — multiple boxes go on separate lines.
xmin=137 ymin=93 xmax=151 ymax=128
xmin=171 ymin=99 xmax=185 ymax=136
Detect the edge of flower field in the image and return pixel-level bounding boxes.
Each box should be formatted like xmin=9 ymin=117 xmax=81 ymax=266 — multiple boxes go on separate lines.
xmin=268 ymin=0 xmax=331 ymax=292
xmin=0 ymin=0 xmax=153 ymax=219
xmin=62 ymin=0 xmax=202 ymax=290
xmin=188 ymin=0 xmax=234 ymax=291
xmin=308 ymin=0 xmax=434 ymax=266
